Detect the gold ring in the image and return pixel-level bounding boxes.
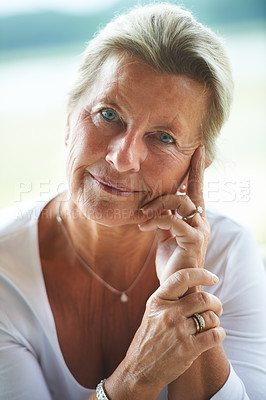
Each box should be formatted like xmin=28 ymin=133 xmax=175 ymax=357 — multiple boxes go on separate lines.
xmin=192 ymin=315 xmax=200 ymax=334
xmin=192 ymin=313 xmax=205 ymax=334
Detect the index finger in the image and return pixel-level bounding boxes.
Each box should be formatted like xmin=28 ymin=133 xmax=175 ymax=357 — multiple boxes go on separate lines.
xmin=155 ymin=268 xmax=218 ymax=301
xmin=186 ymin=145 xmax=206 ymax=216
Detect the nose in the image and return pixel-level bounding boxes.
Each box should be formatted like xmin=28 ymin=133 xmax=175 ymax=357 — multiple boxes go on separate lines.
xmin=105 ymin=132 xmax=148 ymax=172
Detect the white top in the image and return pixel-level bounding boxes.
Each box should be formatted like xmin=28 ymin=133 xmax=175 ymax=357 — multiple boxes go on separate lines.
xmin=0 ymin=196 xmax=265 ymax=400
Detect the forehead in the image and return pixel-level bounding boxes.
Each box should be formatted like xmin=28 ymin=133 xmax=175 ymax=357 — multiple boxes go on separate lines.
xmin=91 ymin=54 xmax=207 ymax=101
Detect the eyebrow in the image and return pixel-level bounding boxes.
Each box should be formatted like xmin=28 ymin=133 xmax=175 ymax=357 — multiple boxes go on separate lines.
xmin=89 ymin=92 xmax=124 ymax=112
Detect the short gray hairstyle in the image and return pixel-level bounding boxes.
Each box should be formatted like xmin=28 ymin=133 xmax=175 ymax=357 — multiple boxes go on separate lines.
xmin=68 ymin=3 xmax=234 ymax=161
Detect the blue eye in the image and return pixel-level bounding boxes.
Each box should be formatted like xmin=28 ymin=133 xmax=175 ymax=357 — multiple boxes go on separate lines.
xmin=101 ymin=108 xmax=118 ymax=121
xmin=159 ymin=132 xmax=175 ymax=144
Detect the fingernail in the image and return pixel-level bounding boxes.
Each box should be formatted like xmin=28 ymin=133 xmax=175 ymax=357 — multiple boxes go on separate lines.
xmin=212 ymin=273 xmax=219 ymax=283
xmin=138 ymin=223 xmax=149 ymax=231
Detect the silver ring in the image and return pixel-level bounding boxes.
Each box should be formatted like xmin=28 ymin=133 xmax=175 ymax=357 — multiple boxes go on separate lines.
xmin=183 ymin=205 xmax=203 ymax=221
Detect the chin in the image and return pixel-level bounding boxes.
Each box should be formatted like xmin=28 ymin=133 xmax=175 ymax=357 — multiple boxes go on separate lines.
xmin=77 ymin=199 xmax=145 ymax=227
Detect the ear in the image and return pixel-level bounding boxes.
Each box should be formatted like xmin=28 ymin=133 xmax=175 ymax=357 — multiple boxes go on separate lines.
xmin=179 ymin=184 xmax=187 ymax=194
xmin=204 ymin=153 xmax=214 ymax=169
xmin=179 ymin=178 xmax=188 ymax=194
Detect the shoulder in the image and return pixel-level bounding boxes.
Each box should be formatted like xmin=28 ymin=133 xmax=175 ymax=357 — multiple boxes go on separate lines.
xmin=205 ymin=203 xmax=265 ymax=293
xmin=0 ymin=195 xmax=59 ymax=342
xmin=0 ymin=193 xmax=58 ymax=283
xmin=0 ymin=193 xmax=58 ymax=243
xmin=205 ymin=203 xmax=259 ymax=260
xmin=0 ymin=198 xmax=43 ymax=240
xmin=206 ymin=203 xmax=250 ymax=240
xmin=205 ymin=204 xmax=265 ymax=302
xmin=0 ymin=199 xmax=40 ymax=279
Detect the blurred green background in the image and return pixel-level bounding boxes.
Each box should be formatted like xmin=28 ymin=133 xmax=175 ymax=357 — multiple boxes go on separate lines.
xmin=0 ymin=0 xmax=266 ymax=246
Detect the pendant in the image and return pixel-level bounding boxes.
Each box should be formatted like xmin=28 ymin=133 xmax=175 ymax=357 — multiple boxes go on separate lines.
xmin=120 ymin=293 xmax=128 ymax=302
xmin=56 ymin=215 xmax=62 ymax=224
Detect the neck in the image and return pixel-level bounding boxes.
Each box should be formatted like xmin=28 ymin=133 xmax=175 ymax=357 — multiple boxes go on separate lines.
xmin=59 ymin=193 xmax=156 ymax=278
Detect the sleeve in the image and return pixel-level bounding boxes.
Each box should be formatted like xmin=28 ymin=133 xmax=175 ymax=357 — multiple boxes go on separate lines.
xmin=211 ymin=363 xmax=249 ymax=400
xmin=210 ymin=226 xmax=266 ymax=400
xmin=0 ymin=273 xmax=53 ymax=400
xmin=0 ymin=328 xmax=53 ymax=400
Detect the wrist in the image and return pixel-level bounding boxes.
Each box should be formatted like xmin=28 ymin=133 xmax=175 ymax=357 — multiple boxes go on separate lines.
xmin=104 ymin=359 xmax=163 ymax=400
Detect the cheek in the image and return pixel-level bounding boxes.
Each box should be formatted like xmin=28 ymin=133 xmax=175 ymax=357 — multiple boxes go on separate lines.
xmin=148 ymin=151 xmax=191 ymax=195
xmin=67 ymin=122 xmax=107 ymax=170
xmin=65 ymin=121 xmax=109 ymax=196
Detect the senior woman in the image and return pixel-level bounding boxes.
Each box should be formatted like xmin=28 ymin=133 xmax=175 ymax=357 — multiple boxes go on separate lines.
xmin=0 ymin=3 xmax=266 ymax=400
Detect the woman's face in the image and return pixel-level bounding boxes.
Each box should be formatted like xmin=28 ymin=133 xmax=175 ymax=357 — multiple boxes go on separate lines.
xmin=66 ymin=55 xmax=209 ymax=226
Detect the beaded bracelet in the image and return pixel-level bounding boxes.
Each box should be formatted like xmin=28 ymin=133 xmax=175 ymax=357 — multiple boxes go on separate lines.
xmin=96 ymin=379 xmax=109 ymax=400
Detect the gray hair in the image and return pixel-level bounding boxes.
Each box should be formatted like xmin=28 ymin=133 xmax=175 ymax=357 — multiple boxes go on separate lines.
xmin=68 ymin=3 xmax=234 ymax=161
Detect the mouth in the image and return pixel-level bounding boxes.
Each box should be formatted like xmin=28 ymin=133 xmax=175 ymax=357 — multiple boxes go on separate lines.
xmin=89 ymin=173 xmax=145 ymax=197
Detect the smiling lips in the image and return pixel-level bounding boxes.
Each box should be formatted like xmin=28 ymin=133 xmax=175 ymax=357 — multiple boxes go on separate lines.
xmin=90 ymin=173 xmax=144 ymax=196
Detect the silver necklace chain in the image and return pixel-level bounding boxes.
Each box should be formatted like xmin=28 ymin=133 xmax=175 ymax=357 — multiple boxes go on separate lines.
xmin=56 ymin=198 xmax=157 ymax=302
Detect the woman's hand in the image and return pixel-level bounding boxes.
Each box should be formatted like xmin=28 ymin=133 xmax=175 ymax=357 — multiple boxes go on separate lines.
xmin=139 ymin=145 xmax=209 ymax=284
xmin=104 ymin=148 xmax=229 ymax=400
xmin=105 ymin=268 xmax=224 ymax=399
